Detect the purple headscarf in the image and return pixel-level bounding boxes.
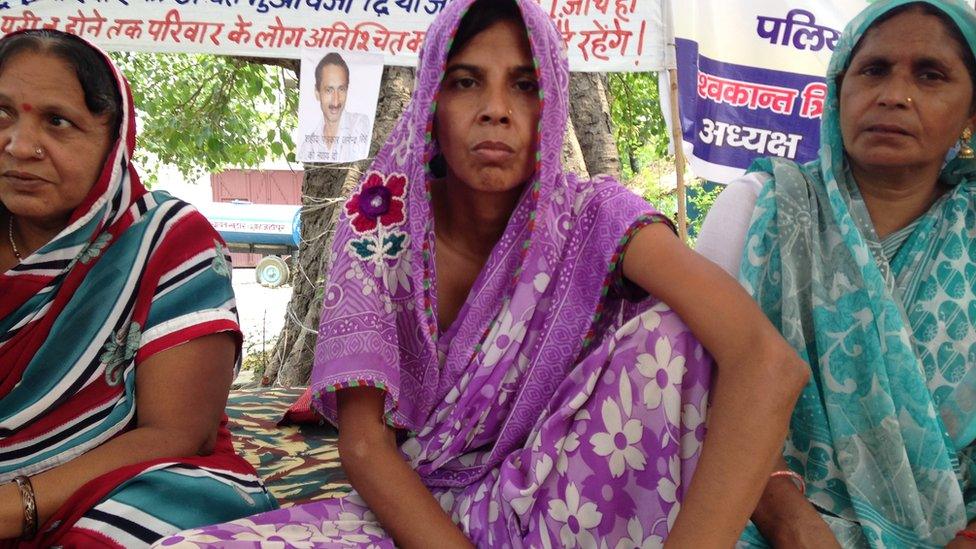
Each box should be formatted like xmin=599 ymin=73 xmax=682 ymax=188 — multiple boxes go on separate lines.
xmin=312 ymin=0 xmax=666 ymax=487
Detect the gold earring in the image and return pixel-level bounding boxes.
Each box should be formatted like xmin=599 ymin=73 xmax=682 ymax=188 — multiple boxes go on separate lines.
xmin=961 ymin=128 xmax=974 ymax=160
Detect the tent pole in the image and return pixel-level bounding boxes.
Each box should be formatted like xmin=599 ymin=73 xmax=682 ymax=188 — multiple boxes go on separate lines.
xmin=666 ymin=68 xmax=688 ymax=242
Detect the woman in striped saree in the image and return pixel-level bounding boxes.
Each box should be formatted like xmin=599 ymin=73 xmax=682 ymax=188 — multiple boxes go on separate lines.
xmin=0 ymin=30 xmax=276 ymax=547
xmin=697 ymin=0 xmax=976 ymax=546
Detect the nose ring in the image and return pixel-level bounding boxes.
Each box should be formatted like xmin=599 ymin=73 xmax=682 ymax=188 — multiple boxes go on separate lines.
xmin=33 ymin=147 xmax=44 ymax=159
xmin=906 ymin=97 xmax=914 ymax=104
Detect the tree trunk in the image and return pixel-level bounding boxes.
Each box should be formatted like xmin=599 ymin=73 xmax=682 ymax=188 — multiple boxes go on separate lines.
xmin=568 ymin=73 xmax=621 ymax=179
xmin=264 ymin=66 xmax=415 ymax=386
xmin=562 ymin=116 xmax=589 ymax=180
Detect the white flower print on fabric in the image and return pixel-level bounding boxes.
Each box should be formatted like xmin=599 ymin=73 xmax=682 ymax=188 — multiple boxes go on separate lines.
xmin=482 ymin=310 xmax=528 ymax=368
xmin=617 ymin=301 xmax=669 ymax=340
xmin=637 ymin=337 xmax=686 ymax=425
xmin=223 ymin=520 xmax=329 ymax=543
xmin=381 ymin=250 xmax=413 ymax=295
xmin=589 ymin=374 xmax=645 ymax=477
xmin=548 ymin=482 xmax=604 ymax=549
xmin=556 ymin=431 xmax=581 ymax=475
xmin=656 ymin=455 xmax=682 ymax=530
xmin=511 ymin=454 xmax=554 ymax=516
xmin=157 ymin=529 xmax=224 ymax=546
xmin=680 ymin=392 xmax=708 ymax=460
xmin=614 ymin=517 xmax=664 ymax=549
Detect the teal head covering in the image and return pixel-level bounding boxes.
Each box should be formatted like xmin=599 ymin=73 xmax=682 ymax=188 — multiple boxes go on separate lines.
xmin=821 ymin=0 xmax=976 ymax=189
xmin=739 ymin=1 xmax=976 ymax=547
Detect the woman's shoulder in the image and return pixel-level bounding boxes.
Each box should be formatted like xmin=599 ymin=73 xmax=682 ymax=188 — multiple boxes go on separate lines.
xmin=571 ymin=174 xmax=647 ymax=216
xmin=694 ymin=172 xmax=770 ymax=277
xmin=143 ymin=191 xmax=221 ymax=235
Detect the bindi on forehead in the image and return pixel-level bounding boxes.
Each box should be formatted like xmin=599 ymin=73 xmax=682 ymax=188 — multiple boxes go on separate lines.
xmin=21 ymin=103 xmax=31 ymax=112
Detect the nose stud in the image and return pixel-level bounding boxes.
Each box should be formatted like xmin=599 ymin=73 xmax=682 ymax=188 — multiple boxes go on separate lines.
xmin=33 ymin=147 xmax=44 ymax=159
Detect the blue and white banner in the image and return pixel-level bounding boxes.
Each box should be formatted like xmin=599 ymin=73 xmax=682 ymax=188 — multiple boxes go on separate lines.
xmin=671 ymin=0 xmax=870 ymax=183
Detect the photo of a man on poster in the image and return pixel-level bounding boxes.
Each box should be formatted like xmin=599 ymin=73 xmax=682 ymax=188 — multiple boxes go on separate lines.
xmin=297 ymin=50 xmax=382 ymax=163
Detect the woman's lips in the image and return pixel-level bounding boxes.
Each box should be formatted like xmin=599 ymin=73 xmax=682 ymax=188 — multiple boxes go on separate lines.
xmin=473 ymin=141 xmax=515 ymax=162
xmin=2 ymin=171 xmax=49 ymax=190
xmin=864 ymin=124 xmax=912 ymax=136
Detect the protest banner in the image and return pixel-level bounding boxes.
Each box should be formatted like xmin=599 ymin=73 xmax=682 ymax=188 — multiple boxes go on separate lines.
xmin=671 ymin=0 xmax=872 ymax=184
xmin=0 ymin=0 xmax=668 ymax=71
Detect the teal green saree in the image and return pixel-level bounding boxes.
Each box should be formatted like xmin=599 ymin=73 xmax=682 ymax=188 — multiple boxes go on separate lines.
xmin=738 ymin=1 xmax=976 ymax=547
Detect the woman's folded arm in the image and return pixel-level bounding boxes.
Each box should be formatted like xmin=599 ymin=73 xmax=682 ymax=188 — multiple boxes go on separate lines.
xmin=623 ymin=223 xmax=810 ymax=547
xmin=751 ymin=457 xmax=840 ymax=548
xmin=336 ymin=387 xmax=474 ymax=549
xmin=0 ymin=333 xmax=236 ymax=540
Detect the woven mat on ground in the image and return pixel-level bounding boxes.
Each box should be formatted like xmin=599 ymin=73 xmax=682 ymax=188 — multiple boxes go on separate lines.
xmin=226 ymin=387 xmax=350 ymax=507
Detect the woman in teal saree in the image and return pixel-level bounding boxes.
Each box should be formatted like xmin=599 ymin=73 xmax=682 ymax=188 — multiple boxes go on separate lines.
xmin=697 ymin=0 xmax=976 ymax=547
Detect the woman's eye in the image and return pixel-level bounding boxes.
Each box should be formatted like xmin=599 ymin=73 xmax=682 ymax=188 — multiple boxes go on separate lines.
xmin=919 ymin=70 xmax=946 ymax=81
xmin=859 ymin=65 xmax=885 ymax=77
xmin=49 ymin=115 xmax=74 ymax=129
xmin=454 ymin=77 xmax=477 ymax=89
xmin=0 ymin=108 xmax=12 ymax=120
xmin=515 ymin=79 xmax=539 ymax=93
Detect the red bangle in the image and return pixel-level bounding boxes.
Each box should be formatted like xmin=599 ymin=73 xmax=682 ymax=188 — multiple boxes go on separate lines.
xmin=957 ymin=530 xmax=976 ymax=541
xmin=770 ymin=470 xmax=806 ymax=495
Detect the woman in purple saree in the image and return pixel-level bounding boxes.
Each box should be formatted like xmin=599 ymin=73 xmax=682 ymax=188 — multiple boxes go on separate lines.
xmin=156 ymin=1 xmax=808 ymax=547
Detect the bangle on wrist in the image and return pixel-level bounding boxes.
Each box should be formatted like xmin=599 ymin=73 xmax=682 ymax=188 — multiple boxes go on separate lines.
xmin=13 ymin=475 xmax=38 ymax=540
xmin=770 ymin=470 xmax=806 ymax=495
xmin=957 ymin=529 xmax=976 ymax=541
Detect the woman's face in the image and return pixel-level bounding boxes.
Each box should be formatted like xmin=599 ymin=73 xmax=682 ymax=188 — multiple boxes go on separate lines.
xmin=435 ymin=19 xmax=541 ymax=195
xmin=839 ymin=10 xmax=976 ymax=179
xmin=0 ymin=50 xmax=113 ymax=228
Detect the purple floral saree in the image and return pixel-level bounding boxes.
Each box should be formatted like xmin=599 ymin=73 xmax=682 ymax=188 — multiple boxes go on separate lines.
xmin=155 ymin=1 xmax=711 ymax=547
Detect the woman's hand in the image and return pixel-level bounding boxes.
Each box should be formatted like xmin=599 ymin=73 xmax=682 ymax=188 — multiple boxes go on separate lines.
xmin=750 ymin=459 xmax=839 ymax=549
xmin=623 ymin=223 xmax=809 ymax=547
xmin=766 ymin=516 xmax=841 ymax=549
xmin=947 ymin=523 xmax=976 ymax=549
xmin=337 ymin=387 xmax=474 ymax=549
xmin=0 ymin=333 xmax=236 ymax=540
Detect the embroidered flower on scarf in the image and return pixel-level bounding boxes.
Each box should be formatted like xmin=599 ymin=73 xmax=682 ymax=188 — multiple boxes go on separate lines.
xmin=101 ymin=322 xmax=142 ymax=386
xmin=345 ymin=171 xmax=407 ymax=235
xmin=345 ymin=173 xmax=410 ymax=264
xmin=78 ymin=233 xmax=112 ymax=265
xmin=547 ymin=482 xmax=604 ymax=548
xmin=212 ymin=241 xmax=232 ymax=277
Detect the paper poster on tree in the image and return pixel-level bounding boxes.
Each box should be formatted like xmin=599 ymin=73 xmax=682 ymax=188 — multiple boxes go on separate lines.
xmin=295 ymin=49 xmax=382 ymax=163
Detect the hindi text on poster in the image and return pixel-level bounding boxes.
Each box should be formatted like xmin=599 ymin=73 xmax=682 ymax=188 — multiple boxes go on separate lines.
xmin=0 ymin=0 xmax=668 ymax=71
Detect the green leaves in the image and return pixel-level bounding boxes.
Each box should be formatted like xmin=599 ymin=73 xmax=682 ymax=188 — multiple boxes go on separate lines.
xmin=607 ymin=72 xmax=670 ymax=179
xmin=110 ymin=52 xmax=298 ymax=185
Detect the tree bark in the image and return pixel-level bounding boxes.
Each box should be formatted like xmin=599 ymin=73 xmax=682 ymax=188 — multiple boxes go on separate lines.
xmin=264 ymin=66 xmax=415 ymax=386
xmin=562 ymin=116 xmax=589 ymax=180
xmin=568 ymin=73 xmax=621 ymax=179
